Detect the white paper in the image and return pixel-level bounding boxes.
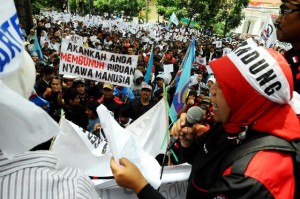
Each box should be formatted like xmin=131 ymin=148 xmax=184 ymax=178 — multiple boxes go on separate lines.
xmin=164 ymin=64 xmax=174 ymax=73
xmin=97 ymin=105 xmax=162 ymax=189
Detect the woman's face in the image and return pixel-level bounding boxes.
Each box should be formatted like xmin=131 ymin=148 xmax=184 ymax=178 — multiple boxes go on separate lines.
xmin=210 ymin=82 xmax=231 ymax=124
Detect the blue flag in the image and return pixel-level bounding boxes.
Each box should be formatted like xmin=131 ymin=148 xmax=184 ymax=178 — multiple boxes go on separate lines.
xmin=168 ymin=12 xmax=179 ymax=30
xmin=173 ymin=43 xmax=192 ymax=88
xmin=169 ymin=38 xmax=195 ymax=123
xmin=144 ymin=46 xmax=154 ymax=84
xmin=33 ymin=32 xmax=43 ymax=60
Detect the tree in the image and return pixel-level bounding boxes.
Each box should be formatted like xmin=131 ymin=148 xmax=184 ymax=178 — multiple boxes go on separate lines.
xmin=216 ymin=0 xmax=249 ymax=36
xmin=94 ymin=0 xmax=144 ymax=17
xmin=156 ymin=0 xmax=225 ymax=29
xmin=31 ymin=0 xmax=66 ymax=13
xmin=156 ymin=0 xmax=248 ymax=33
xmin=14 ymin=0 xmax=34 ymax=34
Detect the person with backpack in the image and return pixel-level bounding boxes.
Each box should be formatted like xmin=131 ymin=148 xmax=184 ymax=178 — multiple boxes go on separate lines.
xmin=110 ymin=39 xmax=300 ymax=199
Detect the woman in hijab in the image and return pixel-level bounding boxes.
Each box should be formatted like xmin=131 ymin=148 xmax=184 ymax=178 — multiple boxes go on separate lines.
xmin=109 ymin=39 xmax=300 ymax=199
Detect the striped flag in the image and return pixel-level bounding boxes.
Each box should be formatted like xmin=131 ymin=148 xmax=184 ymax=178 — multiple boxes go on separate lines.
xmin=169 ymin=38 xmax=195 ymax=123
xmin=144 ymin=45 xmax=154 ymax=84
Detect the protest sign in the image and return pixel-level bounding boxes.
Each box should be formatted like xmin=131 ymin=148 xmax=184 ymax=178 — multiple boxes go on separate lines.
xmin=164 ymin=64 xmax=174 ymax=73
xmin=60 ymin=39 xmax=138 ymax=87
xmin=215 ymin=40 xmax=222 ymax=48
xmin=52 ymin=118 xmax=112 ymax=176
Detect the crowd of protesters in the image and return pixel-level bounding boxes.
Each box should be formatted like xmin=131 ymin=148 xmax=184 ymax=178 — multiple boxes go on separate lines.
xmin=22 ymin=11 xmax=299 ymax=152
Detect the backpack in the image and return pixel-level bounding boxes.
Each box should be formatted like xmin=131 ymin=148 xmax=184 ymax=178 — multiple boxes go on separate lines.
xmin=221 ymin=134 xmax=300 ymax=199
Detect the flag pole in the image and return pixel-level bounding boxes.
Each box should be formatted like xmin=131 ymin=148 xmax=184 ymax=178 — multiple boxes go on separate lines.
xmin=162 ymin=83 xmax=171 ymax=166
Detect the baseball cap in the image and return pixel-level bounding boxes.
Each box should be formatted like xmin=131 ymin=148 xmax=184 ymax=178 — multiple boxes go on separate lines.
xmin=73 ymin=78 xmax=86 ymax=86
xmin=156 ymin=74 xmax=164 ymax=80
xmin=63 ymin=74 xmax=76 ymax=79
xmin=141 ymin=84 xmax=152 ymax=91
xmin=103 ymin=83 xmax=114 ymax=90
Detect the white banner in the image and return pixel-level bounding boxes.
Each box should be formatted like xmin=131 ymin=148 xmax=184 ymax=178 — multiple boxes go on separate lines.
xmin=97 ymin=181 xmax=188 ymax=199
xmin=59 ymin=39 xmax=138 ymax=87
xmin=0 ymin=0 xmax=24 ymax=78
xmin=52 ymin=118 xmax=112 ymax=177
xmin=52 ymin=99 xmax=168 ymax=178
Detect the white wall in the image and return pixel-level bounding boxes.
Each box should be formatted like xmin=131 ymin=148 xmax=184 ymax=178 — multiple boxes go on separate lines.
xmin=232 ymin=7 xmax=279 ymax=36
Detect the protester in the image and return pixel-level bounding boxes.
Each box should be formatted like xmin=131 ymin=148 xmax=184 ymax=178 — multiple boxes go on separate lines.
xmin=34 ymin=65 xmax=54 ymax=98
xmin=73 ymin=78 xmax=90 ymax=107
xmin=86 ymin=100 xmax=101 ymax=132
xmin=131 ymin=69 xmax=145 ymax=97
xmin=119 ymin=104 xmax=133 ymax=128
xmin=45 ymin=76 xmax=63 ymax=118
xmin=130 ymin=84 xmax=155 ymax=122
xmin=110 ymin=39 xmax=300 ymax=199
xmin=97 ymin=83 xmax=123 ymax=119
xmin=275 ymin=0 xmax=300 ymax=94
xmin=54 ymin=87 xmax=88 ymax=129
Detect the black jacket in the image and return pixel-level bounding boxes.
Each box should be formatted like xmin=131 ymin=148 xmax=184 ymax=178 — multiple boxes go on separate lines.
xmin=285 ymin=49 xmax=300 ymax=94
xmin=137 ymin=124 xmax=296 ymax=199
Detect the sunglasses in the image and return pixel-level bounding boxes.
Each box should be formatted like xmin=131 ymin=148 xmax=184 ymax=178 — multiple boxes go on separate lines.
xmin=279 ymin=8 xmax=300 ymax=15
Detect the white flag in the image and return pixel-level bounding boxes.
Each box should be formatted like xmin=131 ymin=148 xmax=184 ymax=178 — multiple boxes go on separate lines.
xmin=261 ymin=15 xmax=277 ymax=48
xmin=126 ymin=99 xmax=168 ymax=156
xmin=0 ymin=80 xmax=59 ymax=158
xmin=170 ymin=12 xmax=179 ymax=26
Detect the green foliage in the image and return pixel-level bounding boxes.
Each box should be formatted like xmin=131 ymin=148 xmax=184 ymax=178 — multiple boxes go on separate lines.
xmin=157 ymin=5 xmax=166 ymax=16
xmin=215 ymin=0 xmax=249 ymax=36
xmin=31 ymin=0 xmax=66 ymax=12
xmin=156 ymin=0 xmax=223 ymax=28
xmin=213 ymin=22 xmax=225 ymax=36
xmin=93 ymin=0 xmax=143 ymax=16
xmin=156 ymin=0 xmax=249 ymax=33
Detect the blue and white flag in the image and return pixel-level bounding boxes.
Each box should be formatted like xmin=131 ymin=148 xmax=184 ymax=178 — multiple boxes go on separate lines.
xmin=168 ymin=12 xmax=179 ymax=30
xmin=33 ymin=32 xmax=43 ymax=60
xmin=169 ymin=38 xmax=195 ymax=123
xmin=144 ymin=45 xmax=154 ymax=84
